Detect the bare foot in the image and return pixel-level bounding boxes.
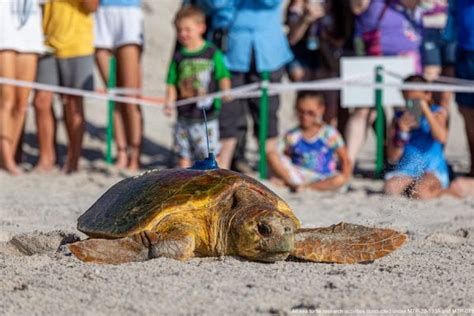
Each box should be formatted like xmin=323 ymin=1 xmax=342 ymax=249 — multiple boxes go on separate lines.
xmin=127 ymin=146 xmax=141 ymax=171
xmin=269 ymin=177 xmax=286 ymax=187
xmin=127 ymin=160 xmax=140 ymax=172
xmin=114 ymin=149 xmax=128 ymax=169
xmin=32 ymin=161 xmax=55 ymax=173
xmin=447 ymin=177 xmax=474 ymax=198
xmin=62 ymin=159 xmax=79 ymax=175
xmin=3 ymin=163 xmax=22 ymax=176
xmin=289 ymin=183 xmax=305 ymax=194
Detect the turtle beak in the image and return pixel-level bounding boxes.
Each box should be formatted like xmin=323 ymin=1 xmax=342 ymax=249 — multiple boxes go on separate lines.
xmin=257 ymin=218 xmax=295 ymax=262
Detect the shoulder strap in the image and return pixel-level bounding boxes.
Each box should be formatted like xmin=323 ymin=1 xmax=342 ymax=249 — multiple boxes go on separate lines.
xmin=173 ymin=49 xmax=184 ymax=64
xmin=375 ymin=0 xmax=393 ymax=29
xmin=202 ymin=43 xmax=218 ymax=59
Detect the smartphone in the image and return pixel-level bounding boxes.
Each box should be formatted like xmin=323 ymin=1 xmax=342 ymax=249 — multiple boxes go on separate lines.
xmin=405 ymin=99 xmax=423 ymax=127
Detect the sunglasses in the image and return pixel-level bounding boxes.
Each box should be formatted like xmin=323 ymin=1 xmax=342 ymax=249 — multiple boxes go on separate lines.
xmin=297 ymin=109 xmax=319 ymax=117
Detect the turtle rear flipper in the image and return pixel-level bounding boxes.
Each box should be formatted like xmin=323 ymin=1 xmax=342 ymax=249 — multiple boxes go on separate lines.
xmin=69 ymin=237 xmax=149 ymax=264
xmin=290 ymin=222 xmax=407 ymax=264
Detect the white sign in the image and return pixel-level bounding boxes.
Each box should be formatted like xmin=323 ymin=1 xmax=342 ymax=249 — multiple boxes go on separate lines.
xmin=341 ymin=56 xmax=416 ymax=108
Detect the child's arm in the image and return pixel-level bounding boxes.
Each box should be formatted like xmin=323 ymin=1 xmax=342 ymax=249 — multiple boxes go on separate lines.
xmin=387 ymin=111 xmax=417 ymax=164
xmin=350 ymin=0 xmax=371 ymax=15
xmin=219 ymin=78 xmax=232 ymax=103
xmin=421 ymin=101 xmax=448 ymax=144
xmin=164 ymin=85 xmax=177 ymax=117
xmin=304 ymin=147 xmax=351 ymax=191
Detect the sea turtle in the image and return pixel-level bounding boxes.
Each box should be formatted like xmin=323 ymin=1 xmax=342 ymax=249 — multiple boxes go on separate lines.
xmin=69 ymin=168 xmax=407 ymax=264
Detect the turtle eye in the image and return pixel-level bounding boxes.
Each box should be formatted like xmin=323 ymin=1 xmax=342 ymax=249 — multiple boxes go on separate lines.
xmin=257 ymin=223 xmax=272 ymax=237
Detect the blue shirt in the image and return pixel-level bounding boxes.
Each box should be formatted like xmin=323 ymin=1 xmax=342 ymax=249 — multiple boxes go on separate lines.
xmin=100 ymin=0 xmax=141 ymax=6
xmin=199 ymin=0 xmax=293 ymax=72
xmin=392 ymin=105 xmax=449 ymax=187
xmin=456 ymin=0 xmax=474 ymax=50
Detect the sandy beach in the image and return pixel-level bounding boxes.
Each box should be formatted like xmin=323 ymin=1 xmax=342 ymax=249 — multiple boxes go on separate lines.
xmin=1 ymin=1 xmax=473 ymax=315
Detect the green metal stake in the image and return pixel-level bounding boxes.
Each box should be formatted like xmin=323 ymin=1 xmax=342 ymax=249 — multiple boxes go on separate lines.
xmin=106 ymin=56 xmax=117 ymax=165
xmin=375 ymin=65 xmax=385 ymax=178
xmin=258 ymin=72 xmax=270 ymax=179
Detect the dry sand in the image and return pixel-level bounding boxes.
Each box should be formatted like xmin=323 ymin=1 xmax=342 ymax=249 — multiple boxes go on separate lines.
xmin=1 ymin=1 xmax=473 ymax=315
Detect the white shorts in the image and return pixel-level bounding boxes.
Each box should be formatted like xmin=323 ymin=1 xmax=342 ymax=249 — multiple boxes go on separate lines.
xmin=94 ymin=6 xmax=144 ymax=50
xmin=0 ymin=0 xmax=44 ymax=53
xmin=280 ymin=155 xmax=333 ymax=185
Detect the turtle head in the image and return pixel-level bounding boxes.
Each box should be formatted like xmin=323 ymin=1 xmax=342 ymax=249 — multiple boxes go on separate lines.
xmin=229 ymin=207 xmax=296 ymax=262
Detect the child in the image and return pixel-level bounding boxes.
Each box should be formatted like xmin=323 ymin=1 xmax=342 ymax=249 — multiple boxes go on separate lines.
xmin=267 ymin=91 xmax=351 ymax=192
xmin=165 ymin=6 xmax=231 ymax=168
xmin=384 ymin=75 xmax=449 ymax=199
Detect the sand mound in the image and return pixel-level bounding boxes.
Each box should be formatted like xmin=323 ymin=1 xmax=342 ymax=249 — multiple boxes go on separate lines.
xmin=0 ymin=231 xmax=80 ymax=256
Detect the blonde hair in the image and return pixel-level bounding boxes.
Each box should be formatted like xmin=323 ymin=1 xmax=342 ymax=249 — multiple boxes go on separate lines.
xmin=174 ymin=5 xmax=206 ymax=25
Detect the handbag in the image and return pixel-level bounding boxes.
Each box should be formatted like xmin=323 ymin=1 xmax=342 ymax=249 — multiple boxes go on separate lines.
xmin=361 ymin=1 xmax=391 ymax=56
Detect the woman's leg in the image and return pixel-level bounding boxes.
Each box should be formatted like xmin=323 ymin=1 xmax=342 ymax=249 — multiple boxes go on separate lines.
xmin=0 ymin=50 xmax=20 ymax=174
xmin=411 ymin=173 xmax=443 ymax=200
xmin=384 ymin=176 xmax=414 ymax=196
xmin=62 ymin=95 xmax=85 ymax=173
xmin=344 ymin=107 xmax=375 ymax=167
xmin=94 ymin=49 xmax=112 ymax=84
xmin=116 ymin=44 xmax=142 ymax=171
xmin=95 ymin=48 xmax=128 ymax=168
xmin=33 ymin=90 xmax=56 ymax=171
xmin=12 ymin=53 xmax=38 ymax=156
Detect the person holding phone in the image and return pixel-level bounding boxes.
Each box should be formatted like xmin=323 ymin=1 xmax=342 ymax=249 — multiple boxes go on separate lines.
xmin=384 ymin=75 xmax=449 ymax=200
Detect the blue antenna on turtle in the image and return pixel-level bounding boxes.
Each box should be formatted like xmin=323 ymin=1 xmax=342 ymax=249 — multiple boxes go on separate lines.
xmin=190 ymin=107 xmax=219 ymax=170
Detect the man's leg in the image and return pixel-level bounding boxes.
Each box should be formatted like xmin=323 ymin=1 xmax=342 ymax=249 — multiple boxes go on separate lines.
xmin=218 ymin=72 xmax=245 ymax=170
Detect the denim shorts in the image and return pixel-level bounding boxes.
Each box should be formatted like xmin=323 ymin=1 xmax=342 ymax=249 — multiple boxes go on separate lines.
xmin=422 ymin=28 xmax=456 ymax=67
xmin=455 ymin=48 xmax=474 ymax=108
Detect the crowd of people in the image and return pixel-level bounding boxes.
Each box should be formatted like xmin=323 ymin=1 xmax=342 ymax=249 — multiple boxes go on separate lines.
xmin=0 ymin=0 xmax=473 ymax=199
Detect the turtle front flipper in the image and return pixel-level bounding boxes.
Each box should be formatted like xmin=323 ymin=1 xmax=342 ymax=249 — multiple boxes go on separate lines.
xmin=290 ymin=222 xmax=407 ymax=264
xmin=69 ymin=230 xmax=197 ymax=264
xmin=69 ymin=237 xmax=149 ymax=264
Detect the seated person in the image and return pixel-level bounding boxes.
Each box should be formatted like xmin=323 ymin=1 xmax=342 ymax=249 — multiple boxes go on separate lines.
xmin=268 ymin=91 xmax=351 ymax=192
xmin=384 ymin=75 xmax=449 ymax=199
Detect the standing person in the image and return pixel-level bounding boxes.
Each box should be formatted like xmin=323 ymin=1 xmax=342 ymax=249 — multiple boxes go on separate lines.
xmin=286 ymin=0 xmax=356 ymax=127
xmin=165 ymin=6 xmax=231 ymax=168
xmin=454 ymin=0 xmax=474 ymax=177
xmin=346 ymin=0 xmax=423 ymax=171
xmin=0 ymin=0 xmax=44 ymax=175
xmin=33 ymin=0 xmax=98 ymax=173
xmin=420 ymin=0 xmax=456 ymax=109
xmin=94 ymin=0 xmax=144 ymax=171
xmin=286 ymin=0 xmax=326 ymax=82
xmin=203 ymin=0 xmax=294 ymax=173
